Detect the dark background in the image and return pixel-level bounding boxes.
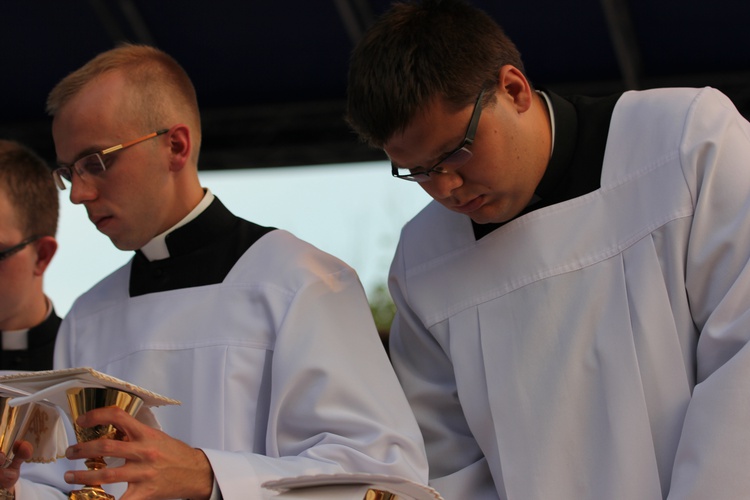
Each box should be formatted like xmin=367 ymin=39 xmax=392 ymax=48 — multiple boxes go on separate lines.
xmin=2 ymin=0 xmax=749 ymax=171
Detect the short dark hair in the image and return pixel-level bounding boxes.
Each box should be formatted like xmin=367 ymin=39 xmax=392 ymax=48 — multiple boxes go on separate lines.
xmin=0 ymin=140 xmax=59 ymax=237
xmin=346 ymin=0 xmax=527 ymax=147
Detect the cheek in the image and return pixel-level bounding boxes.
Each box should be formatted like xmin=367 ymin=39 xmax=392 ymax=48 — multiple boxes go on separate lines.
xmin=485 ymin=139 xmax=527 ymax=185
xmin=468 ymin=131 xmax=510 ymax=179
xmin=0 ymin=260 xmax=30 ymax=289
xmin=418 ymin=182 xmax=439 ymax=198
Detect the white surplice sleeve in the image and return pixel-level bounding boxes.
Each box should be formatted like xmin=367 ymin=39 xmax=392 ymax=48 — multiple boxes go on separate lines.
xmin=665 ymin=88 xmax=750 ymax=498
xmin=202 ymin=247 xmax=429 ymax=499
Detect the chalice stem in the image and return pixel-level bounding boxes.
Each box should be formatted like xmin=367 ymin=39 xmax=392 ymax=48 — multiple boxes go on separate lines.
xmin=85 ymin=456 xmax=107 ymax=471
xmin=68 ymin=456 xmax=114 ymax=500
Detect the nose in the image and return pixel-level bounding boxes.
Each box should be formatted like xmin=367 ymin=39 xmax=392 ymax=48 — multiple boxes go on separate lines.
xmin=69 ymin=175 xmax=98 ymax=205
xmin=425 ymin=170 xmax=464 ymax=200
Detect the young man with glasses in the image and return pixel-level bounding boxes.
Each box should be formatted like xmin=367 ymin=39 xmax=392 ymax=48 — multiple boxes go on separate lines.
xmin=0 ymin=140 xmax=60 ymax=373
xmin=9 ymin=44 xmax=430 ymax=500
xmin=346 ymin=1 xmax=750 ymax=499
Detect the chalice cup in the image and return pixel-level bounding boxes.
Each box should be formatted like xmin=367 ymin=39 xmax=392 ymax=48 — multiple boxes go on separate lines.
xmin=66 ymin=387 xmax=143 ymax=500
xmin=365 ymin=489 xmax=397 ymax=500
xmin=0 ymin=396 xmax=34 ymax=500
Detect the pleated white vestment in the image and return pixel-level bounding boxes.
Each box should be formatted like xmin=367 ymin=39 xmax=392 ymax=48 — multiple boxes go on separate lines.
xmin=18 ymin=198 xmax=428 ymax=499
xmin=389 ymin=87 xmax=750 ymax=500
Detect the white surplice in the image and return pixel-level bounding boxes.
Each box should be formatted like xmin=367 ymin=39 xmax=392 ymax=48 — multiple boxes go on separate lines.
xmin=19 ymin=223 xmax=428 ymax=499
xmin=389 ymin=87 xmax=750 ymax=500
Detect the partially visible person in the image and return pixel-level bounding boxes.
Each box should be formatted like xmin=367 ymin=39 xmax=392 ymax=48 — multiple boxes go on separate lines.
xmin=346 ymin=1 xmax=750 ymax=499
xmin=10 ymin=43 xmax=428 ymax=500
xmin=0 ymin=139 xmax=59 ymax=372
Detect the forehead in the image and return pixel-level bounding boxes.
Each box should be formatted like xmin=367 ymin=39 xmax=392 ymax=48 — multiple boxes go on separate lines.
xmin=59 ymin=70 xmax=129 ymax=119
xmin=52 ymin=73 xmax=137 ymax=159
xmin=384 ymin=96 xmax=472 ymax=167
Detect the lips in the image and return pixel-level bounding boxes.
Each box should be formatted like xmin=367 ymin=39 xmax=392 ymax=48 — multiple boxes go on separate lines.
xmin=89 ymin=214 xmax=113 ymax=231
xmin=453 ymin=196 xmax=483 ymax=214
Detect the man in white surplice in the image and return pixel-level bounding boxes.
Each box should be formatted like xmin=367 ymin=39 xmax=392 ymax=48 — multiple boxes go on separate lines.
xmin=5 ymin=44 xmax=429 ymax=500
xmin=345 ymin=1 xmax=750 ymax=499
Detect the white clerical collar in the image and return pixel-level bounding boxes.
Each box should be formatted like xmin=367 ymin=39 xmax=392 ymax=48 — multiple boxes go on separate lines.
xmin=536 ymin=90 xmax=556 ymax=157
xmin=1 ymin=297 xmax=53 ymax=350
xmin=140 ymin=188 xmax=215 ymax=262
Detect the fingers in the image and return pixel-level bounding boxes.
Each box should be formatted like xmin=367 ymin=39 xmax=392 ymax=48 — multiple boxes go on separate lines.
xmin=61 ymin=401 xmax=213 ymax=500
xmin=74 ymin=406 xmax=146 ymax=441
xmin=65 ymin=433 xmax=214 ymax=500
xmin=0 ymin=440 xmax=33 ymax=490
xmin=64 ymin=461 xmax=151 ymax=489
xmin=0 ymin=465 xmax=19 ymax=491
xmin=66 ymin=434 xmax=131 ymax=461
xmin=66 ymin=408 xmax=151 ymax=470
xmin=10 ymin=440 xmax=33 ymax=464
xmin=64 ymin=433 xmax=147 ymax=490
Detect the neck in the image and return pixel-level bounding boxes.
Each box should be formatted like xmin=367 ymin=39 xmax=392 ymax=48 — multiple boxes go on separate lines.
xmin=0 ymin=292 xmax=49 ymax=331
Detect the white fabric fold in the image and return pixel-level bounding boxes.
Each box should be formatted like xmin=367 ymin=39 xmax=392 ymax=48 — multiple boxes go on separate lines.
xmin=0 ymin=385 xmax=67 ymax=463
xmin=262 ymin=473 xmax=444 ymax=499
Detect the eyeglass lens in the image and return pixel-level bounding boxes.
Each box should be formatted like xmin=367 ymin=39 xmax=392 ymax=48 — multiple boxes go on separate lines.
xmin=53 ymin=153 xmax=106 ymax=188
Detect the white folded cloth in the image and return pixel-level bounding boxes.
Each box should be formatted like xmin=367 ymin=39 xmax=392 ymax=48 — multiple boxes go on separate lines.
xmin=0 ymin=385 xmax=67 ymax=463
xmin=263 ymin=473 xmax=444 ymax=500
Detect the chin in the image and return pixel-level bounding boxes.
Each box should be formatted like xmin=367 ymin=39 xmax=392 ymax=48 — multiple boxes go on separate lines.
xmin=110 ymin=238 xmax=140 ymax=252
xmin=470 ymin=215 xmax=505 ymax=225
xmin=468 ymin=210 xmax=512 ymax=225
xmin=467 ymin=199 xmax=522 ymax=225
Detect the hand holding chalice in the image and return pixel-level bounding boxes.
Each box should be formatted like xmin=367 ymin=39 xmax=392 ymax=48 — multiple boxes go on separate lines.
xmin=65 ymin=387 xmax=143 ymax=500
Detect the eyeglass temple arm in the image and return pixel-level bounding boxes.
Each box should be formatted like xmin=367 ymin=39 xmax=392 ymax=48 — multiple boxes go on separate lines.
xmin=101 ymin=129 xmax=169 ymax=155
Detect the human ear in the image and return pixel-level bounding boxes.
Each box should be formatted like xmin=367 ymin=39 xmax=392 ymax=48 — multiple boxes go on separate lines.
xmin=166 ymin=124 xmax=192 ymax=172
xmin=498 ymin=65 xmax=534 ymax=113
xmin=32 ymin=236 xmax=58 ymax=276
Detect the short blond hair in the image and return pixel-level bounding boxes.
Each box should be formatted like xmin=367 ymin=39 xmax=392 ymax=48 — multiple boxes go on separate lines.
xmin=47 ymin=43 xmax=201 ymax=158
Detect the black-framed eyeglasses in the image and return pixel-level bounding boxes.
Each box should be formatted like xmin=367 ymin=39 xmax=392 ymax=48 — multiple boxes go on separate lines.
xmin=52 ymin=128 xmax=169 ymax=190
xmin=0 ymin=236 xmax=40 ymax=262
xmin=391 ymin=89 xmax=486 ymax=183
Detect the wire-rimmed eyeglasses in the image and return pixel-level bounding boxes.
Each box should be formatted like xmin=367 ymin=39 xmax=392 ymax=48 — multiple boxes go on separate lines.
xmin=52 ymin=129 xmax=169 ymax=190
xmin=391 ymin=89 xmax=486 ymax=183
xmin=0 ymin=236 xmax=40 ymax=262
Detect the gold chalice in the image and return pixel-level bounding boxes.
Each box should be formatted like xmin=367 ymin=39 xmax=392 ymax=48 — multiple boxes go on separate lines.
xmin=0 ymin=396 xmax=35 ymax=500
xmin=65 ymin=387 xmax=143 ymax=500
xmin=365 ymin=489 xmax=397 ymax=500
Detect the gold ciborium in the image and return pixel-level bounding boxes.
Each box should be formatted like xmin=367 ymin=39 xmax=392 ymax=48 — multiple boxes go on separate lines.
xmin=0 ymin=395 xmax=34 ymax=500
xmin=65 ymin=387 xmax=143 ymax=500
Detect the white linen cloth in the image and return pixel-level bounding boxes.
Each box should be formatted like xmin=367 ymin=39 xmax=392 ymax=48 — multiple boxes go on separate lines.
xmin=263 ymin=472 xmax=444 ymax=499
xmin=0 ymin=384 xmax=66 ymax=465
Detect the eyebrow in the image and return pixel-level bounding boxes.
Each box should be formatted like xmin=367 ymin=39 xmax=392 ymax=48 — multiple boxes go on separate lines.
xmin=56 ymin=146 xmax=104 ymax=168
xmin=396 ymin=133 xmax=466 ymax=170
